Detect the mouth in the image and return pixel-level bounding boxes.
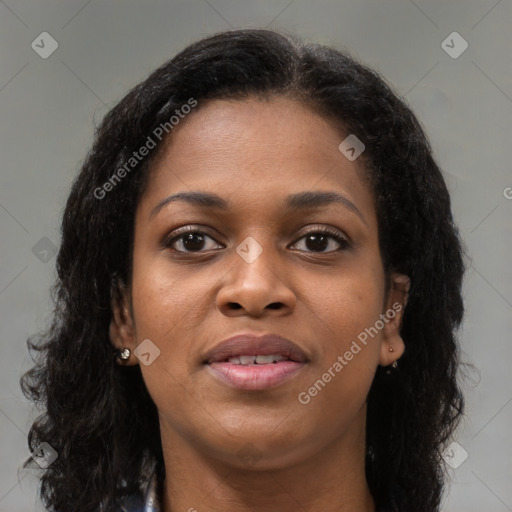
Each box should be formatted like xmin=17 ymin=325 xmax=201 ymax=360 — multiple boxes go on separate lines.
xmin=203 ymin=333 xmax=308 ymax=391
xmin=204 ymin=333 xmax=308 ymax=364
xmin=221 ymin=354 xmax=293 ymax=364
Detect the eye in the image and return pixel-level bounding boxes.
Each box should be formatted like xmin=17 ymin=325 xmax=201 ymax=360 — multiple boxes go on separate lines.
xmin=163 ymin=225 xmax=350 ymax=255
xmin=164 ymin=227 xmax=223 ymax=253
xmin=289 ymin=227 xmax=350 ymax=253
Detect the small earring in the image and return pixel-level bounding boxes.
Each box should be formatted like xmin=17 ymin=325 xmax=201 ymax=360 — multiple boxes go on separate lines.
xmin=389 ymin=347 xmax=394 ymax=352
xmin=385 ymin=359 xmax=399 ymax=375
xmin=115 ymin=348 xmax=131 ymax=361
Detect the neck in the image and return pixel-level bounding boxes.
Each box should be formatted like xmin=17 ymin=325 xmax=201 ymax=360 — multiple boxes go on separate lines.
xmin=160 ymin=409 xmax=375 ymax=512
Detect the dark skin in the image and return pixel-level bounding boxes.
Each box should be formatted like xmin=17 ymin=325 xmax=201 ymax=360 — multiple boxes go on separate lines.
xmin=110 ymin=96 xmax=410 ymax=512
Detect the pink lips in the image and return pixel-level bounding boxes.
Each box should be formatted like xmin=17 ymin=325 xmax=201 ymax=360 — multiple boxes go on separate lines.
xmin=204 ymin=333 xmax=307 ymax=391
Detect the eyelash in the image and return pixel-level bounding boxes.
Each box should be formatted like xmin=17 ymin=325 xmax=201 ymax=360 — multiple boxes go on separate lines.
xmin=163 ymin=225 xmax=350 ymax=255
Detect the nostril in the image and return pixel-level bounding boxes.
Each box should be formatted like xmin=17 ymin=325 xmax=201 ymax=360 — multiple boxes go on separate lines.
xmin=267 ymin=302 xmax=282 ymax=309
xmin=228 ymin=302 xmax=242 ymax=310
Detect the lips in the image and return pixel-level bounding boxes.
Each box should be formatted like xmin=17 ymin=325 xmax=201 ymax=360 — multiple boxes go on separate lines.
xmin=204 ymin=333 xmax=308 ymax=391
xmin=204 ymin=333 xmax=308 ymax=364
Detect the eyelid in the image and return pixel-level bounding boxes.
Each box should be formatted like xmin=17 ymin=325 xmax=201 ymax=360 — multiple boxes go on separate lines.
xmin=161 ymin=225 xmax=224 ymax=249
xmin=294 ymin=224 xmax=349 ymax=241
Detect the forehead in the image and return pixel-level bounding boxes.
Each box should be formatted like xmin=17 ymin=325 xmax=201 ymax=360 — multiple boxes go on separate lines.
xmin=140 ymin=96 xmax=375 ymax=221
xmin=152 ymin=96 xmax=352 ymax=174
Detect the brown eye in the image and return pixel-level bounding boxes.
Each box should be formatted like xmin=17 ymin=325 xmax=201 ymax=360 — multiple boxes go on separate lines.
xmin=165 ymin=229 xmax=223 ymax=253
xmin=290 ymin=228 xmax=349 ymax=253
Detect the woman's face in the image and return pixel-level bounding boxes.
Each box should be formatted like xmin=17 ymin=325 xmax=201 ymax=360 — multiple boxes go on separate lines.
xmin=111 ymin=96 xmax=409 ymax=469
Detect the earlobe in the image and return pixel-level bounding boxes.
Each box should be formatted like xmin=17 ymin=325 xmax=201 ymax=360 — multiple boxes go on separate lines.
xmin=379 ymin=272 xmax=410 ymax=367
xmin=109 ymin=276 xmax=137 ymax=365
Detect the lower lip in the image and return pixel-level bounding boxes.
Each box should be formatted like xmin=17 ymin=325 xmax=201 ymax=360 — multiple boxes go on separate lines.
xmin=206 ymin=361 xmax=305 ymax=391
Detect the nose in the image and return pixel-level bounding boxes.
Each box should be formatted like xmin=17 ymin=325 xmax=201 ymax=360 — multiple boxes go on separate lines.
xmin=216 ymin=240 xmax=296 ymax=318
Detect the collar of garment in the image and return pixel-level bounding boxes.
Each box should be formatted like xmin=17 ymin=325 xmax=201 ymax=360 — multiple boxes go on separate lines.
xmin=117 ymin=467 xmax=161 ymax=512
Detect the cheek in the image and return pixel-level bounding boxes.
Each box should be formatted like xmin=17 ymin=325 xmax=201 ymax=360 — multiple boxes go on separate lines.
xmin=130 ymin=250 xmax=206 ymax=337
xmin=297 ymin=276 xmax=383 ymax=423
xmin=300 ymin=267 xmax=384 ymax=413
xmin=310 ymin=261 xmax=385 ymax=349
xmin=129 ymin=266 xmax=202 ymax=422
xmin=128 ymin=257 xmax=208 ymax=390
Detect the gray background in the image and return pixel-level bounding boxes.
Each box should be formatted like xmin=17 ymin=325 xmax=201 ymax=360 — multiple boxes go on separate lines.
xmin=1 ymin=1 xmax=511 ymax=510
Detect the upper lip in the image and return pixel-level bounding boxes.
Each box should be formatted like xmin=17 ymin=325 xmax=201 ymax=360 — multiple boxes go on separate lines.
xmin=204 ymin=333 xmax=308 ymax=364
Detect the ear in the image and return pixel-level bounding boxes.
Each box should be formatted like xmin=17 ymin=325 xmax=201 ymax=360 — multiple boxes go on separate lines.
xmin=378 ymin=272 xmax=410 ymax=367
xmin=109 ymin=276 xmax=138 ymax=366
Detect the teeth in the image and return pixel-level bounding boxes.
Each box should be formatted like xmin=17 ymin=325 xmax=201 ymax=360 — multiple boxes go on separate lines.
xmin=226 ymin=354 xmax=287 ymax=365
xmin=255 ymin=355 xmax=275 ymax=364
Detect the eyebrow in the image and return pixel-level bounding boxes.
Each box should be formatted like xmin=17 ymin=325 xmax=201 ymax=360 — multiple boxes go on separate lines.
xmin=150 ymin=190 xmax=367 ymax=225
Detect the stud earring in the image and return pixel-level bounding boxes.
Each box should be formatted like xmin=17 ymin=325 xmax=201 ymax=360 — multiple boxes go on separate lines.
xmin=385 ymin=346 xmax=398 ymax=373
xmin=388 ymin=347 xmax=398 ymax=367
xmin=115 ymin=348 xmax=131 ymax=361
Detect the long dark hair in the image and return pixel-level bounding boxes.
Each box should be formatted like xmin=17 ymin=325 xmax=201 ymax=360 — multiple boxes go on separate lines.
xmin=21 ymin=29 xmax=466 ymax=511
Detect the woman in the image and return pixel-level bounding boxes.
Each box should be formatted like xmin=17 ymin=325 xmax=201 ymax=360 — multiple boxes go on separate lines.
xmin=21 ymin=29 xmax=466 ymax=512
